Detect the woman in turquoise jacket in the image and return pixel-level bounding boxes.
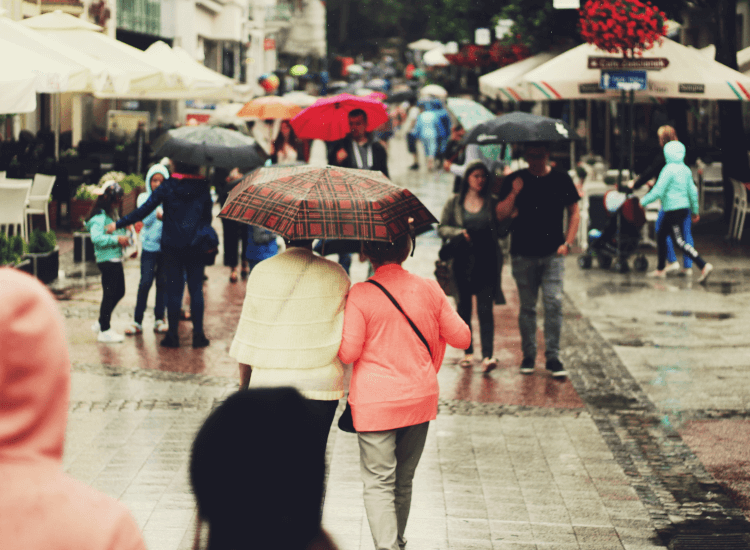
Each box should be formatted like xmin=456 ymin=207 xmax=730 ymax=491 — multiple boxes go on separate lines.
xmin=640 ymin=141 xmax=713 ymax=283
xmin=85 ymin=181 xmax=130 ymax=343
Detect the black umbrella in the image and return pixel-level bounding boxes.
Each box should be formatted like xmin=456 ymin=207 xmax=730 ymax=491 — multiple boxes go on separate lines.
xmin=463 ymin=112 xmax=579 ymax=145
xmin=387 ymin=89 xmax=416 ymax=103
xmin=152 ymin=126 xmax=267 ymax=170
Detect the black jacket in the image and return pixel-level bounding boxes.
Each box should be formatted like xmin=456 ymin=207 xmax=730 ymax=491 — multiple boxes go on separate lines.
xmin=327 ymin=137 xmax=389 ymax=178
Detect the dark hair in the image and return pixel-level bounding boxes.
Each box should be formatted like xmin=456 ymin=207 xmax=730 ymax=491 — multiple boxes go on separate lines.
xmin=190 ymin=388 xmax=324 ymax=550
xmin=273 ymin=120 xmax=299 ymax=154
xmin=348 ymin=108 xmax=367 ymax=122
xmin=85 ymin=183 xmax=123 ymax=222
xmin=363 ymin=234 xmax=411 ymax=266
xmin=173 ymin=160 xmax=201 ymax=174
xmin=458 ymin=160 xmax=492 ymax=204
xmin=286 ymin=239 xmax=314 ymax=248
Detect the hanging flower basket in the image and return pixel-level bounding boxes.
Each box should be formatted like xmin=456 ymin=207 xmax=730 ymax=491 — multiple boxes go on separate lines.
xmin=579 ymin=0 xmax=668 ymax=57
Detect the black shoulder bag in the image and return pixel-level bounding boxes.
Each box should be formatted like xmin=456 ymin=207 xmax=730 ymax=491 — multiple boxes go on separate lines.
xmin=338 ymin=279 xmax=431 ymax=433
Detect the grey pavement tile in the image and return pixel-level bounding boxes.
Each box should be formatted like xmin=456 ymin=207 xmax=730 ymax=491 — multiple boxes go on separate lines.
xmin=533 ymin=544 xmax=579 ymax=550
xmin=526 ymin=505 xmax=571 ymax=525
xmin=572 ymin=525 xmax=620 ymax=544
xmin=449 ymin=539 xmax=494 ymax=550
xmin=485 ymin=503 xmax=530 ymax=523
xmin=492 ymin=544 xmax=538 ymax=550
xmin=447 ymin=517 xmax=491 ymax=540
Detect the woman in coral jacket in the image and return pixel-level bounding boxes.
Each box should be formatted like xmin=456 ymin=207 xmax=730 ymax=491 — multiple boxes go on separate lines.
xmin=338 ymin=234 xmax=471 ymax=550
xmin=0 ymin=268 xmax=146 ymax=550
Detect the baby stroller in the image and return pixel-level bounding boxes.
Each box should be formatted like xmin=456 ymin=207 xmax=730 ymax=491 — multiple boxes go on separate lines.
xmin=578 ymin=189 xmax=649 ymax=273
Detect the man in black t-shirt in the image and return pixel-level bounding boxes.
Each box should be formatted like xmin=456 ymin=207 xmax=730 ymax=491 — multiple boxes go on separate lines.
xmin=496 ymin=144 xmax=580 ymax=378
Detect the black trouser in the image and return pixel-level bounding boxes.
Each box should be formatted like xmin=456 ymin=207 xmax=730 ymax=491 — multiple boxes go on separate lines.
xmin=657 ymin=209 xmax=706 ymax=270
xmin=306 ymin=398 xmax=339 ymax=518
xmin=97 ymin=261 xmax=125 ymax=332
xmin=221 ymin=218 xmax=248 ymax=268
xmin=456 ymin=280 xmax=495 ymax=359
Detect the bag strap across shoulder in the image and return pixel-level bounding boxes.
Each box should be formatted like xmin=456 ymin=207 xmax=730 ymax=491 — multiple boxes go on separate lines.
xmin=366 ymin=279 xmax=432 ymax=357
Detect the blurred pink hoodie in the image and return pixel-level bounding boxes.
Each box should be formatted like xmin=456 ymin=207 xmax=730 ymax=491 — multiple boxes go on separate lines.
xmin=0 ymin=268 xmax=146 ymax=550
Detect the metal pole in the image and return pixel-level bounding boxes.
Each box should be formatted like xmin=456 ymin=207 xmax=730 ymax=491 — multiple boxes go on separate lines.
xmin=569 ymin=99 xmax=576 ymax=168
xmin=629 ymin=89 xmax=635 ymax=177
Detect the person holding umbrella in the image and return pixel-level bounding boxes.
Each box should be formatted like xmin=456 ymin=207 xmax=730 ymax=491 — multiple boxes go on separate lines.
xmin=327 ymin=108 xmax=389 ymax=177
xmin=496 ymin=143 xmax=580 ymax=379
xmin=106 ymin=161 xmax=214 ymax=348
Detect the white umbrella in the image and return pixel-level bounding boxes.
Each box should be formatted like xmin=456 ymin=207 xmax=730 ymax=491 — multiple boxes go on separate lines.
xmin=408 ymin=38 xmax=443 ymax=51
xmin=21 ymin=11 xmax=169 ymax=93
xmin=523 ymin=37 xmax=750 ymax=101
xmin=282 ymin=91 xmax=319 ymax=107
xmin=479 ymin=51 xmax=562 ymax=101
xmin=0 ymin=37 xmax=72 ymax=93
xmin=423 ymin=47 xmax=450 ymax=67
xmin=419 ymin=84 xmax=448 ymax=98
xmin=0 ymin=61 xmax=36 ymax=114
xmin=346 ymin=64 xmax=364 ymax=75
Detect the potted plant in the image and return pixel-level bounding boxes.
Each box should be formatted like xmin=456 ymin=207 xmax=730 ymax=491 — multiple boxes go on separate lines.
xmin=119 ymin=173 xmax=145 ymax=215
xmin=70 ymin=183 xmax=99 ymax=230
xmin=26 ymin=229 xmax=59 ymax=284
xmin=0 ymin=233 xmax=32 ymax=275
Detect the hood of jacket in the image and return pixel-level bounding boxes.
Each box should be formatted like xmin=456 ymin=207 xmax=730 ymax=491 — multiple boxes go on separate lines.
xmin=664 ymin=140 xmax=686 ymax=165
xmin=0 ymin=268 xmax=70 ymax=465
xmin=145 ymin=163 xmax=170 ymax=199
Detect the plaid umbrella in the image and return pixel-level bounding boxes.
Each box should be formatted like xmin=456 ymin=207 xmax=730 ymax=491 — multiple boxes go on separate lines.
xmin=219 ymin=165 xmax=437 ymax=242
xmin=290 ymin=93 xmax=389 ymax=141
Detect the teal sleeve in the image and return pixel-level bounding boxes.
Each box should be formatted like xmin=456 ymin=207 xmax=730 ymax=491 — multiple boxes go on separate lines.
xmin=89 ymin=216 xmax=120 ymax=247
xmin=641 ymin=167 xmax=669 ymax=207
xmin=688 ymin=177 xmax=699 ymax=215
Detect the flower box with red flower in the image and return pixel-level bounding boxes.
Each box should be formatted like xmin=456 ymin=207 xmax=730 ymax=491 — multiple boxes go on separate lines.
xmin=579 ymin=0 xmax=667 ymax=57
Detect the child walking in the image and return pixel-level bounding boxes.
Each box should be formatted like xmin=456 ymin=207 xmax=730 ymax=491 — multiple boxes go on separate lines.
xmin=124 ymin=164 xmax=170 ymax=335
xmin=86 ymin=181 xmax=130 ymax=343
xmin=640 ymin=141 xmax=713 ymax=283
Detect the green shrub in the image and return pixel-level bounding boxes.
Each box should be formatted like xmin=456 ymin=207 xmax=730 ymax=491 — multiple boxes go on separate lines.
xmin=575 ymin=165 xmax=587 ymax=179
xmin=603 ymin=175 xmax=617 ymax=186
xmin=28 ymin=229 xmax=57 ymax=254
xmin=120 ymin=174 xmax=145 ymax=194
xmin=0 ymin=233 xmax=23 ymax=266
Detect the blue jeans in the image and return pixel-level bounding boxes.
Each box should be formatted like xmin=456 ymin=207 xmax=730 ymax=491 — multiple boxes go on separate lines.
xmin=164 ymin=249 xmax=205 ymax=337
xmin=511 ymin=254 xmax=565 ymax=362
xmin=134 ymin=250 xmax=166 ymax=325
xmin=655 ymin=209 xmax=693 ymax=268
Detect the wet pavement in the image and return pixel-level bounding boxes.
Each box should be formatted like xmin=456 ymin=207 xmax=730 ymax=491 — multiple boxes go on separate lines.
xmin=51 ymin=135 xmax=750 ymax=549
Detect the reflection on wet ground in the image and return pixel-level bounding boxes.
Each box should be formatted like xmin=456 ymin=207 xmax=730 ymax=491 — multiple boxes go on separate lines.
xmin=658 ymin=311 xmax=735 ymax=320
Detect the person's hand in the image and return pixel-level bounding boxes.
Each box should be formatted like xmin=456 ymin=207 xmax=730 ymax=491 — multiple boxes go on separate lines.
xmin=511 ymin=177 xmax=524 ymax=195
xmin=156 ymin=209 xmax=163 ymax=221
xmin=226 ymin=167 xmax=243 ymax=182
xmin=117 ymin=236 xmax=130 ymax=247
xmin=692 ymin=214 xmax=700 ymax=223
xmin=105 ymin=222 xmax=116 ymax=234
xmin=557 ymin=243 xmax=570 ymax=256
xmin=336 ymin=148 xmax=348 ymax=163
xmin=462 ymin=229 xmax=471 ymax=242
xmin=443 ymin=159 xmax=452 ymax=171
xmin=135 ymin=221 xmax=144 ymax=232
xmin=626 ymin=179 xmax=636 ymax=189
xmin=510 ymin=206 xmax=519 ymax=219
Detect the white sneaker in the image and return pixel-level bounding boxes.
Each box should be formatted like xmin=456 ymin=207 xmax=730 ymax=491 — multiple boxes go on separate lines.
xmin=97 ymin=329 xmax=125 ymax=343
xmin=697 ymin=263 xmax=713 ymax=284
xmin=91 ymin=321 xmax=100 ymax=332
xmin=680 ymin=267 xmax=693 ymax=277
xmin=154 ymin=319 xmax=169 ymax=333
xmin=664 ymin=261 xmax=681 ymax=274
xmin=647 ymin=269 xmax=666 ymax=279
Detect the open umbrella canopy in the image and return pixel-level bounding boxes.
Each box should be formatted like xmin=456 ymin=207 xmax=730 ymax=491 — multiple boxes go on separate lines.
xmin=478 ymin=51 xmax=562 ymax=102
xmin=236 ymin=96 xmax=302 ymax=119
xmin=463 ymin=112 xmax=578 ymax=145
xmin=0 ymin=61 xmax=36 ymax=114
xmin=290 ymin=93 xmax=389 ymax=141
xmin=219 ymin=165 xmax=438 ymax=242
xmin=446 ymin=97 xmax=494 ymax=130
xmin=152 ymin=125 xmax=266 ymax=170
xmin=419 ymin=84 xmax=448 ymax=98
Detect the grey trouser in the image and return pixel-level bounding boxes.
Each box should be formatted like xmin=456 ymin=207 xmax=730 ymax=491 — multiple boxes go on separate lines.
xmin=358 ymin=422 xmax=430 ymax=550
xmin=511 ymin=254 xmax=565 ymax=362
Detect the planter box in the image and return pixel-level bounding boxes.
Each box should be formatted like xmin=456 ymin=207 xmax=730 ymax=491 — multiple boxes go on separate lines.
xmin=70 ymin=198 xmax=95 ymax=230
xmin=14 ymin=258 xmax=34 ymax=276
xmin=120 ymin=188 xmax=143 ymax=216
xmin=73 ymin=232 xmax=96 ymax=263
xmin=26 ymin=247 xmax=60 ymax=284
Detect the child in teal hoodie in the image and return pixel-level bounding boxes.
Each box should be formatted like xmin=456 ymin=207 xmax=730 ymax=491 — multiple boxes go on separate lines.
xmin=85 ymin=181 xmax=130 ymax=343
xmin=640 ymin=141 xmax=713 ymax=283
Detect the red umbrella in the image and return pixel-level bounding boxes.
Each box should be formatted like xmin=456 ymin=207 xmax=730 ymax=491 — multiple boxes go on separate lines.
xmin=290 ymin=93 xmax=389 ymax=142
xmin=219 ymin=165 xmax=437 ymax=242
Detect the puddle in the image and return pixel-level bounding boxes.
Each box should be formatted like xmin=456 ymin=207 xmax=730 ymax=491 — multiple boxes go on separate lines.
xmin=586 ymin=281 xmax=650 ymax=297
xmin=657 ymin=311 xmax=735 ymax=320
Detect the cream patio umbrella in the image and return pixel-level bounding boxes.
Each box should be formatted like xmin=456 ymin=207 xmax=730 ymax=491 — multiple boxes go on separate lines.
xmin=0 ymin=61 xmax=36 ymax=114
xmin=479 ymin=51 xmax=563 ymax=102
xmin=21 ymin=11 xmax=170 ymax=93
xmin=523 ymin=37 xmax=750 ymax=101
xmin=408 ymin=39 xmax=443 ymax=51
xmin=423 ymin=47 xmax=450 ymax=67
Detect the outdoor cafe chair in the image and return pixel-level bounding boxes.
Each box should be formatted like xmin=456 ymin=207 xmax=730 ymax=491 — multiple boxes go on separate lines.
xmin=728 ymin=178 xmax=750 ymax=241
xmin=0 ymin=171 xmax=5 ymax=182
xmin=0 ymin=180 xmax=32 ymax=241
xmin=699 ymin=162 xmax=724 ymax=215
xmin=25 ymin=173 xmax=56 ymax=234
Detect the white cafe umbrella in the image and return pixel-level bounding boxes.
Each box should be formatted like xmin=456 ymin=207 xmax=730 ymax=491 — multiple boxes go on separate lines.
xmin=408 ymin=39 xmax=443 ymax=51
xmin=423 ymin=47 xmax=450 ymax=67
xmin=479 ymin=51 xmax=563 ymax=101
xmin=523 ymin=37 xmax=750 ymax=101
xmin=21 ymin=11 xmax=169 ymax=93
xmin=0 ymin=61 xmax=36 ymax=114
xmin=419 ymin=84 xmax=448 ymax=98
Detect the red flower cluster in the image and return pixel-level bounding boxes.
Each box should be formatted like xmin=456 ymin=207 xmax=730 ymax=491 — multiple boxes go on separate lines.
xmin=579 ymin=0 xmax=667 ymax=57
xmin=444 ymin=41 xmax=530 ymax=70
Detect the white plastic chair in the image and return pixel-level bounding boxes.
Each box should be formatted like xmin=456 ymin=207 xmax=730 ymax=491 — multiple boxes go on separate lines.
xmin=0 ymin=180 xmax=32 ymax=241
xmin=0 ymin=171 xmax=6 ymax=182
xmin=25 ymin=173 xmax=56 ymax=234
xmin=728 ymin=178 xmax=750 ymax=241
xmin=700 ymin=162 xmax=724 ymax=214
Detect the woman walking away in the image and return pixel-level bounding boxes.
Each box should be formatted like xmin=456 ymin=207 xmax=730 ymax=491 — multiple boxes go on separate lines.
xmin=338 ymin=234 xmax=470 ymax=550
xmin=125 ymin=163 xmax=170 ymax=335
xmin=190 ymin=388 xmax=339 ymax=550
xmin=214 ymin=167 xmax=249 ymax=282
xmin=640 ymin=140 xmax=713 ymax=283
xmin=86 ymin=181 xmax=130 ymax=343
xmin=438 ymin=160 xmax=507 ymax=373
xmin=107 ymin=161 xmax=214 ymax=348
